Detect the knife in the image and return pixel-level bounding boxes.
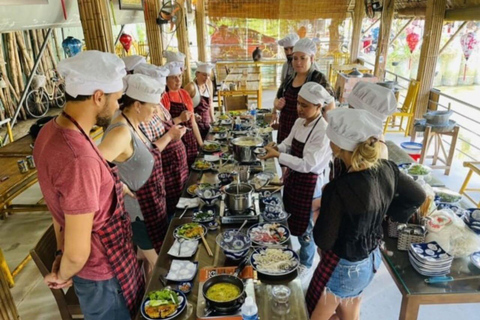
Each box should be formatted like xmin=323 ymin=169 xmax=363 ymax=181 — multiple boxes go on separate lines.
xmin=425 ymin=275 xmax=480 ymax=284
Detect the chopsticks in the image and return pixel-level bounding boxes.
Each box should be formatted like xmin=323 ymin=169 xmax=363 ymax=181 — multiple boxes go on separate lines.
xmin=200 ymin=232 xmax=213 ymax=257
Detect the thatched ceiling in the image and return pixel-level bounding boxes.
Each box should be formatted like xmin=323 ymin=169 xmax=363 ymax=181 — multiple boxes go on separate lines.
xmin=206 ymin=0 xmax=480 ymax=20
xmin=206 ymin=0 xmax=350 ymax=20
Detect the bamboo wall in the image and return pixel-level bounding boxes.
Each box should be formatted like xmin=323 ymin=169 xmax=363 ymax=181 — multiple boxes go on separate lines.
xmin=0 ymin=29 xmax=59 ymax=121
xmin=77 ymin=0 xmax=114 ymax=53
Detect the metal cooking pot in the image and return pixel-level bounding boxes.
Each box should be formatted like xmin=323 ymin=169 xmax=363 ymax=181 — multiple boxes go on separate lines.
xmin=231 ymin=136 xmax=263 ymax=163
xmin=423 ymin=110 xmax=453 ymax=125
xmin=224 ymin=183 xmax=254 ymax=214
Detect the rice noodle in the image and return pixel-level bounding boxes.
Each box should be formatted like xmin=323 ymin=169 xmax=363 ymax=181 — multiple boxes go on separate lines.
xmin=253 ymin=248 xmax=297 ymax=274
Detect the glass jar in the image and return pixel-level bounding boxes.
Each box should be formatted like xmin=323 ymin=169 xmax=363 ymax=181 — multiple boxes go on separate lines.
xmin=271 ymin=285 xmax=291 ymax=315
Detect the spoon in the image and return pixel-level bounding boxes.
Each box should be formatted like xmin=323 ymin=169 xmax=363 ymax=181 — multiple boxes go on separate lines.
xmin=177 ymin=238 xmax=185 ymax=256
xmin=179 ymin=205 xmax=189 ymax=219
xmin=235 ymin=219 xmax=248 ymax=236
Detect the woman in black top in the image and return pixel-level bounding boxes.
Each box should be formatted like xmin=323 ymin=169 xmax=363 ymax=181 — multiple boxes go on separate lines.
xmin=306 ymin=108 xmax=426 ymax=320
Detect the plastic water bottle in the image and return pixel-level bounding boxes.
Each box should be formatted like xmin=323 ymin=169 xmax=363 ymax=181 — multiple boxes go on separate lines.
xmin=235 ymin=117 xmax=242 ymax=131
xmin=241 ymin=296 xmax=258 ymax=320
xmin=249 ymin=103 xmax=257 ymax=127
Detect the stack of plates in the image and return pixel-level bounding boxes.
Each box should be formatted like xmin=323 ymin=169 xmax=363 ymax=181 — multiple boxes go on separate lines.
xmin=408 ymin=241 xmax=453 ymax=277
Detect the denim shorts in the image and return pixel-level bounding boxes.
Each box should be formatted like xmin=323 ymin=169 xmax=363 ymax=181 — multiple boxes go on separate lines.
xmin=325 ymin=247 xmax=382 ymax=299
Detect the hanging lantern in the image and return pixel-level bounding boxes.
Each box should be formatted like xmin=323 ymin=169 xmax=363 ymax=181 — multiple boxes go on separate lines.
xmin=460 ymin=32 xmax=478 ymax=81
xmin=406 ymin=32 xmax=420 ymax=53
xmin=62 ymin=36 xmax=83 ymax=57
xmin=119 ymin=33 xmax=133 ymax=52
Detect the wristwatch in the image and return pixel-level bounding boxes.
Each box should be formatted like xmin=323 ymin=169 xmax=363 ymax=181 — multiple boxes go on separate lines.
xmin=55 ymin=249 xmax=63 ymax=257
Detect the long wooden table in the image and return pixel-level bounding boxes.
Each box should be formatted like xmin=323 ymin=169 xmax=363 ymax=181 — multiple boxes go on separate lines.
xmin=137 ymin=147 xmax=308 ymax=320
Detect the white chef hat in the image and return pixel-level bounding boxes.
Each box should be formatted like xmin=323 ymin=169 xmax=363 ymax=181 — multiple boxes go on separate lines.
xmin=165 ymin=61 xmax=183 ymax=76
xmin=278 ymin=33 xmax=300 ymax=48
xmin=124 ymin=74 xmax=163 ymax=104
xmin=326 ymin=108 xmax=383 ymax=152
xmin=293 ymin=38 xmax=317 ymax=56
xmin=58 ymin=50 xmax=126 ymax=98
xmin=133 ymin=63 xmax=170 ymax=93
xmin=196 ymin=61 xmax=215 ymax=74
xmin=347 ymin=82 xmax=397 ymax=121
xmin=298 ymin=82 xmax=334 ymax=105
xmin=122 ymin=55 xmax=146 ymax=72
xmin=163 ymin=50 xmax=186 ymax=64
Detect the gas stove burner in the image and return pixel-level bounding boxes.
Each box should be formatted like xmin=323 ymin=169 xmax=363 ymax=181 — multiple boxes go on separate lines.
xmin=204 ymin=293 xmax=245 ymax=316
xmin=220 ymin=193 xmax=261 ymax=225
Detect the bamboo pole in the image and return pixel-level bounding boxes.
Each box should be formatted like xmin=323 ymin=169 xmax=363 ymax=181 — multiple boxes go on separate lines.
xmin=176 ymin=0 xmax=191 ymax=85
xmin=36 ymin=30 xmax=50 ymax=76
xmin=390 ymin=18 xmax=415 ymax=45
xmin=15 ymin=31 xmax=34 ymax=75
xmin=12 ymin=36 xmax=27 ymax=120
xmin=6 ymin=33 xmax=20 ymax=101
xmin=0 ymin=89 xmax=6 ymax=120
xmin=143 ymin=0 xmax=164 ymax=65
xmin=350 ymin=0 xmax=365 ymax=63
xmin=0 ymin=35 xmax=14 ymax=118
xmin=78 ymin=0 xmax=114 ymax=53
xmin=439 ymin=21 xmax=467 ymax=55
xmin=52 ymin=29 xmax=62 ymax=61
xmin=30 ymin=30 xmax=44 ymax=75
xmin=328 ymin=19 xmax=342 ymax=53
xmin=44 ymin=29 xmax=57 ymax=69
xmin=374 ymin=0 xmax=394 ymax=80
xmin=195 ymin=0 xmax=207 ymax=62
xmin=415 ymin=0 xmax=446 ymax=120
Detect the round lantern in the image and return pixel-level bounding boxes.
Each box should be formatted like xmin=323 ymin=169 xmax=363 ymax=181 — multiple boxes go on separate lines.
xmin=62 ymin=36 xmax=83 ymax=57
xmin=406 ymin=32 xmax=420 ymax=53
xmin=119 ymin=33 xmax=133 ymax=52
xmin=460 ymin=32 xmax=478 ymax=80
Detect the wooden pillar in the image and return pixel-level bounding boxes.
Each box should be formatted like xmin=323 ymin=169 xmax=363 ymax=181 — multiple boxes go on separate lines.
xmin=195 ymin=0 xmax=207 ymax=62
xmin=328 ymin=19 xmax=342 ymax=53
xmin=77 ymin=0 xmax=114 ymax=53
xmin=415 ymin=0 xmax=446 ymax=118
xmin=374 ymin=0 xmax=394 ymax=80
xmin=143 ymin=0 xmax=164 ymax=66
xmin=176 ymin=0 xmax=191 ymax=85
xmin=350 ymin=0 xmax=365 ymax=63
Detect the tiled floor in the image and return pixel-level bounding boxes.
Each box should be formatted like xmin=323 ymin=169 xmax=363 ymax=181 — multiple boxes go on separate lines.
xmin=1 ymin=90 xmax=479 ymax=319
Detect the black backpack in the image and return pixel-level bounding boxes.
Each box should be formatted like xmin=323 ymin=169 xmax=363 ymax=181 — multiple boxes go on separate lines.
xmin=29 ymin=116 xmax=55 ymax=139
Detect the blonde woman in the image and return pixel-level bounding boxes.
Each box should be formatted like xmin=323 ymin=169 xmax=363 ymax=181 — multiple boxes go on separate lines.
xmin=306 ymin=108 xmax=426 ymax=320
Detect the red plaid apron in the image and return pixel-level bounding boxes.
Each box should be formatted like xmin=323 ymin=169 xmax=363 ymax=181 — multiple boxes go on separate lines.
xmin=62 ymin=112 xmax=144 ymax=317
xmin=122 ymin=114 xmax=168 ymax=254
xmin=283 ymin=116 xmax=322 ymax=236
xmin=167 ymin=92 xmax=199 ymax=167
xmin=305 ymin=250 xmax=341 ymax=316
xmin=160 ymin=118 xmax=189 ymax=216
xmin=277 ymin=84 xmax=301 ymax=144
xmin=194 ymin=83 xmax=212 ymax=139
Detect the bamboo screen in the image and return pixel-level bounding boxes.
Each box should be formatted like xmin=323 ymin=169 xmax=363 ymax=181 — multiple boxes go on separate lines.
xmin=207 ymin=0 xmax=349 ymax=20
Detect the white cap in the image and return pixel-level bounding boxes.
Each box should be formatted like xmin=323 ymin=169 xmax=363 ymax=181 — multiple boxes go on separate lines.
xmin=298 ymin=82 xmax=334 ymax=105
xmin=165 ymin=61 xmax=183 ymax=76
xmin=58 ymin=50 xmax=126 ymax=97
xmin=278 ymin=33 xmax=299 ymax=47
xmin=196 ymin=61 xmax=215 ymax=74
xmin=122 ymin=55 xmax=146 ymax=72
xmin=347 ymin=82 xmax=397 ymax=121
xmin=326 ymin=108 xmax=383 ymax=152
xmin=133 ymin=63 xmax=170 ymax=90
xmin=163 ymin=50 xmax=186 ymax=64
xmin=124 ymin=74 xmax=163 ymax=104
xmin=293 ymin=38 xmax=317 ymax=56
